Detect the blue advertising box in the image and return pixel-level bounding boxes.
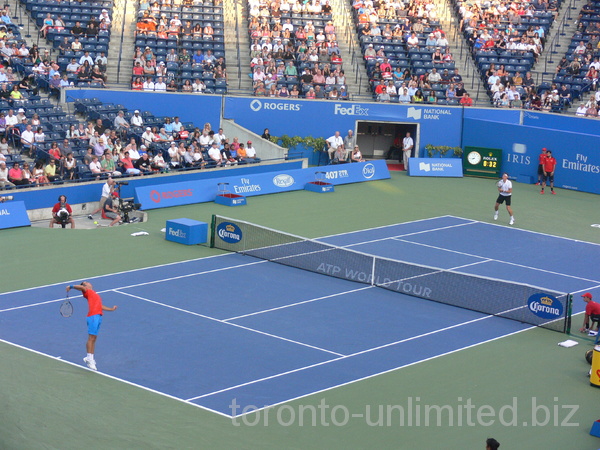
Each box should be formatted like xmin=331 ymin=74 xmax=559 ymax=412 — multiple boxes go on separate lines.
xmin=214 ymin=194 xmax=247 ymax=206
xmin=0 ymin=200 xmax=31 ymax=229
xmin=304 ymin=182 xmax=334 ymax=193
xmin=165 ymin=218 xmax=207 ymax=245
xmin=408 ymin=158 xmax=464 ymax=177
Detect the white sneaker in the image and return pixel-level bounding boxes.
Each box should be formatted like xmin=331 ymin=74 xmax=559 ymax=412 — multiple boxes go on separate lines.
xmin=83 ymin=356 xmax=97 ymax=371
xmin=589 ymin=330 xmax=598 ymax=337
xmin=493 ymin=213 xmax=498 ymax=221
xmin=509 ymin=218 xmax=514 ymax=225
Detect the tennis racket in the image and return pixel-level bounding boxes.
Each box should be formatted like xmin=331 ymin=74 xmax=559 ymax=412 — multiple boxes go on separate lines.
xmin=60 ymin=291 xmax=73 ymax=318
xmin=497 ymin=180 xmax=503 ymax=188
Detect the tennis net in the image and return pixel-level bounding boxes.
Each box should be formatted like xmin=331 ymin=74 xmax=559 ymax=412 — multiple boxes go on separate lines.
xmin=210 ymin=215 xmax=572 ymax=333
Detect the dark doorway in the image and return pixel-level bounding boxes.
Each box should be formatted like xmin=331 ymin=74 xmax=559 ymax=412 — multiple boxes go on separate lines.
xmin=355 ymin=122 xmax=418 ymax=161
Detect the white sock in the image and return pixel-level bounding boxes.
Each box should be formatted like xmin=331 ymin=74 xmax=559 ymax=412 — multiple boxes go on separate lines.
xmin=87 ymin=353 xmax=94 ymax=360
xmin=511 ymin=216 xmax=514 ymax=220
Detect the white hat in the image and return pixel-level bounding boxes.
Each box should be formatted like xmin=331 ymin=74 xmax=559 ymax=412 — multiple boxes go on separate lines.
xmin=18 ymin=108 xmax=24 ymax=112
xmin=134 ymin=110 xmax=140 ymax=113
xmin=146 ymin=127 xmax=151 ymax=131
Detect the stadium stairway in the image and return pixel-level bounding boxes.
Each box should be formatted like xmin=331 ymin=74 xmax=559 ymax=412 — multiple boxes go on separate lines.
xmin=105 ymin=0 xmax=136 ymax=88
xmin=534 ymin=0 xmax=591 ymax=114
xmin=436 ymin=0 xmax=484 ymax=103
xmin=329 ymin=0 xmax=370 ymax=101
xmin=222 ymin=0 xmax=252 ymax=94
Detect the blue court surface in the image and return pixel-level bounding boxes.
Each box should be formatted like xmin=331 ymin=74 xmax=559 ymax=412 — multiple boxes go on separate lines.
xmin=1 ymin=216 xmax=599 ymax=417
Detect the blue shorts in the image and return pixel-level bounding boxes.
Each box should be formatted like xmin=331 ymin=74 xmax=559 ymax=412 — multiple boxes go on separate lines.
xmin=87 ymin=315 xmax=103 ymax=336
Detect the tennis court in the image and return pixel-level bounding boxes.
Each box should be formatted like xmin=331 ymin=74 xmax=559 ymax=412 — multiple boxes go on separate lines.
xmin=1 ymin=215 xmax=596 ymax=420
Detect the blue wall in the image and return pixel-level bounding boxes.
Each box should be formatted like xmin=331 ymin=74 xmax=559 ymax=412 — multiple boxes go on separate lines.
xmin=463 ymin=118 xmax=600 ymax=194
xmin=65 ymin=89 xmax=222 ymax=130
xmin=521 ymin=110 xmax=600 ymax=136
xmin=61 ymin=91 xmax=600 ymax=195
xmin=8 ymin=162 xmax=303 ymax=210
xmin=223 ymin=97 xmax=464 ymax=156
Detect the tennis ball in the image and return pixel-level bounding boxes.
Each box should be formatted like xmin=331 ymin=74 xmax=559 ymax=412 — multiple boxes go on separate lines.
xmin=94 ymin=221 xmax=98 ymax=225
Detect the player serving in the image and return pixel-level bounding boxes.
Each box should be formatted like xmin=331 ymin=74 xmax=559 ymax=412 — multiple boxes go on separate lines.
xmin=493 ymin=172 xmax=515 ymax=225
xmin=66 ymin=282 xmax=117 ymax=371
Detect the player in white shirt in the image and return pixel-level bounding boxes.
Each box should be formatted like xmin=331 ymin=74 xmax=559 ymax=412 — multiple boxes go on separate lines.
xmin=494 ymin=172 xmax=515 ymax=225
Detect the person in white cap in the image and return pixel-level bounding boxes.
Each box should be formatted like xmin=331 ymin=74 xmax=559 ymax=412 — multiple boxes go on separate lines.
xmin=16 ymin=108 xmax=26 ymax=122
xmin=99 ymin=9 xmax=111 ymax=25
xmin=245 ymin=140 xmax=258 ymax=162
xmin=141 ymin=127 xmax=155 ymax=148
xmin=130 ymin=110 xmax=144 ymax=128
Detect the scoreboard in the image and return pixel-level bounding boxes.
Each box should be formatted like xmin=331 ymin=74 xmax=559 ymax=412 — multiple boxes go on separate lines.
xmin=463 ymin=147 xmax=502 ymax=179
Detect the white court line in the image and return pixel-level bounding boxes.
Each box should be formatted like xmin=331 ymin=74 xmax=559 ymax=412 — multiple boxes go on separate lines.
xmin=0 ymin=259 xmax=268 ymax=314
xmin=0 ymin=252 xmax=235 ymax=296
xmin=318 ymin=215 xmax=467 ymax=239
xmin=228 ymin=326 xmax=534 ymax=417
xmin=0 ymin=338 xmax=232 ymax=419
xmin=186 ymin=313 xmax=500 ymax=403
xmin=448 ymin=215 xmax=600 ymax=248
xmin=115 ymin=290 xmax=345 ymax=357
xmin=338 ymin=222 xmax=476 ymax=250
xmin=391 ymin=237 xmax=600 ymax=285
xmin=223 ymin=286 xmax=374 ymax=322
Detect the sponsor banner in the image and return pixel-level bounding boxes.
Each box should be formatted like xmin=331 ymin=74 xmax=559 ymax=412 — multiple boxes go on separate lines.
xmin=408 ymin=158 xmax=463 ymax=177
xmin=165 ymin=218 xmax=208 ymax=245
xmin=527 ymin=293 xmax=563 ymax=320
xmin=136 ymin=161 xmax=390 ymax=210
xmin=224 ymin=97 xmax=463 ymax=154
xmin=216 ymin=221 xmax=243 ymax=244
xmin=0 ymin=200 xmax=31 ymax=229
xmin=463 ymin=118 xmax=600 ymax=194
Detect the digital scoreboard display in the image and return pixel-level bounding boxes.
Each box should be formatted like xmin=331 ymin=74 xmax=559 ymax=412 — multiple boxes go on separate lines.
xmin=463 ymin=147 xmax=502 ymax=179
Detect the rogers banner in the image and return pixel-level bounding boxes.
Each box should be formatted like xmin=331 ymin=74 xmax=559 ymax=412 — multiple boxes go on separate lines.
xmin=135 ymin=160 xmax=390 ymax=210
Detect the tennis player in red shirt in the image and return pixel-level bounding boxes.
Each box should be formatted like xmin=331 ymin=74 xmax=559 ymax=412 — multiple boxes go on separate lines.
xmin=536 ymin=148 xmax=547 ymax=185
xmin=579 ymin=293 xmax=600 ymax=336
xmin=540 ymin=149 xmax=557 ymax=195
xmin=66 ymin=282 xmax=117 ymax=371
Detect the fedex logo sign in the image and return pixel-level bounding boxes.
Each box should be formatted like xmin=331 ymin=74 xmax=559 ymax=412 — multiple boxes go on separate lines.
xmin=333 ymin=104 xmax=369 ymax=116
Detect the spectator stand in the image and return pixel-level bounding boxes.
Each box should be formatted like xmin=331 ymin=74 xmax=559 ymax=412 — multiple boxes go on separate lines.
xmin=452 ymin=0 xmax=560 ymax=109
xmin=246 ymin=0 xmax=348 ymax=99
xmin=132 ymin=0 xmax=227 ymax=94
xmin=351 ymin=0 xmax=462 ymax=105
xmin=539 ymin=0 xmax=600 ymax=116
xmin=18 ymin=0 xmax=114 ymax=89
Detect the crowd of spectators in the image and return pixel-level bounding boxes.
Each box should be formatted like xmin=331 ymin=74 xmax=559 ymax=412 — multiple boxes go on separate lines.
xmin=32 ymin=1 xmax=113 ymax=88
xmin=456 ymin=0 xmax=556 ymax=108
xmin=0 ymin=101 xmax=260 ymax=189
xmin=247 ymin=0 xmax=349 ymax=99
xmin=352 ymin=0 xmax=472 ymax=104
xmin=133 ymin=0 xmax=227 ymax=93
xmin=550 ymin=0 xmax=600 ymax=116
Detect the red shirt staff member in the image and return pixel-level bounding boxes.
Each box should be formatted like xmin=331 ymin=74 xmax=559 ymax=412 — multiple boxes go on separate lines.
xmin=579 ymin=293 xmax=600 ymax=336
xmin=536 ymin=147 xmax=547 ymax=185
xmin=66 ymin=282 xmax=117 ymax=371
xmin=540 ymin=149 xmax=557 ymax=195
xmin=49 ymin=194 xmax=75 ymax=228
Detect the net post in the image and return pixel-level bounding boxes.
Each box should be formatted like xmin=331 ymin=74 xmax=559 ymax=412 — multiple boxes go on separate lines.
xmin=209 ymin=214 xmax=216 ymax=248
xmin=565 ymin=294 xmax=573 ymax=334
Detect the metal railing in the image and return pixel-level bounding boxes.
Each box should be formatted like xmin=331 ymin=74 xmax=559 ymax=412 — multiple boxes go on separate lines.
xmin=115 ymin=0 xmax=129 ymax=84
xmin=542 ymin=0 xmax=578 ymax=75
